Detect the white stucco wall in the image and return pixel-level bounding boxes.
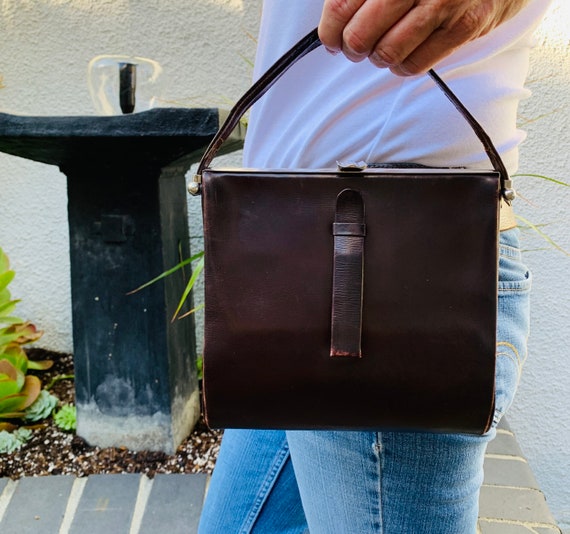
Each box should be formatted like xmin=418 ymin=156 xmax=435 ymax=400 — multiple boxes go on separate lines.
xmin=508 ymin=3 xmax=570 ymax=530
xmin=0 ymin=1 xmax=568 ymax=529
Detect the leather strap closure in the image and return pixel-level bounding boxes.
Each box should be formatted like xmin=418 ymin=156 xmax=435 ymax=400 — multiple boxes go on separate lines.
xmin=330 ymin=189 xmax=366 ymax=358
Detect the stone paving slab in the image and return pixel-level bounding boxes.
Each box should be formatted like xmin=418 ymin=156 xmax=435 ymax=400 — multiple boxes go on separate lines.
xmin=69 ymin=474 xmax=140 ymax=533
xmin=139 ymin=473 xmax=207 ymax=534
xmin=485 ymin=428 xmax=525 ymax=457
xmin=483 ymin=457 xmax=540 ymax=489
xmin=1 ymin=476 xmax=74 ymax=534
xmin=0 ymin=476 xmax=9 ymax=520
xmin=479 ymin=485 xmax=557 ymax=524
xmin=478 ymin=520 xmax=561 ymax=533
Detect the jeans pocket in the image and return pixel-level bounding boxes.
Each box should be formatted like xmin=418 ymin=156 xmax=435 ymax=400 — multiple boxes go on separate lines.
xmin=493 ymin=228 xmax=532 ymax=427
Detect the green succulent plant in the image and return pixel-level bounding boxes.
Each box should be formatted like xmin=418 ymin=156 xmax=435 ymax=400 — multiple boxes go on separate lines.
xmin=24 ymin=389 xmax=58 ymax=422
xmin=0 ymin=428 xmax=32 ymax=454
xmin=0 ymin=247 xmax=52 ymax=426
xmin=54 ymin=404 xmax=76 ymax=432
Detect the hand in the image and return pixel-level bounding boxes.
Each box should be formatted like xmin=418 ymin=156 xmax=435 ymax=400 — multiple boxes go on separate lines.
xmin=318 ymin=0 xmax=530 ymax=75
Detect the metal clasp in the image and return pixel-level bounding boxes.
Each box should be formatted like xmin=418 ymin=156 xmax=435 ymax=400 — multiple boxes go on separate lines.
xmin=502 ymin=179 xmax=516 ymax=204
xmin=187 ymin=174 xmax=202 ymax=196
xmin=336 ymin=160 xmax=367 ymax=172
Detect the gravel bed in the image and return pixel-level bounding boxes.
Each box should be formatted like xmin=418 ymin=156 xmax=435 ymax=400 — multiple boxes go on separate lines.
xmin=0 ymin=349 xmax=222 ymax=480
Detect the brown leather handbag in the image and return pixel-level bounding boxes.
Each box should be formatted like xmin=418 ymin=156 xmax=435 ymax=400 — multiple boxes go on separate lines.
xmin=190 ymin=29 xmax=516 ymax=435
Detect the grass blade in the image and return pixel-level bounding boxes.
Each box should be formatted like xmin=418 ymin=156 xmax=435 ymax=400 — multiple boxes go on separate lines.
xmin=513 ymin=173 xmax=570 ymax=187
xmin=171 ymin=256 xmax=205 ymax=322
xmin=127 ymin=251 xmax=204 ymax=295
xmin=516 ymin=215 xmax=570 ymax=256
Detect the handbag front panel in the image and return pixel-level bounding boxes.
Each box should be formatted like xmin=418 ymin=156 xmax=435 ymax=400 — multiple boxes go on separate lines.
xmin=201 ymin=169 xmax=500 ymax=434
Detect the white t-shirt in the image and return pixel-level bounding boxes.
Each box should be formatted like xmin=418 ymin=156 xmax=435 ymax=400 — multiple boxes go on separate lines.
xmin=243 ymin=0 xmax=552 ymax=174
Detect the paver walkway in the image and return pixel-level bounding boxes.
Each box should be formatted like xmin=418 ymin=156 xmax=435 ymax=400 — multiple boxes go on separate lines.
xmin=0 ymin=419 xmax=561 ymax=533
xmin=478 ymin=420 xmax=560 ymax=534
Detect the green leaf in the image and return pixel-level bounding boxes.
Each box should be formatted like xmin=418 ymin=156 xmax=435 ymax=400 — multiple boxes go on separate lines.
xmin=171 ymin=255 xmax=204 ymax=321
xmin=0 ymin=422 xmax=17 ymax=432
xmin=0 ymin=271 xmax=15 ymax=294
xmin=45 ymin=374 xmax=74 ymax=390
xmin=0 ymin=375 xmax=43 ymax=415
xmin=0 ymin=359 xmax=25 ymax=390
xmin=19 ymin=375 xmax=42 ymax=409
xmin=0 ymin=300 xmax=18 ymax=318
xmin=513 ymin=173 xmax=570 ymax=187
xmin=0 ymin=412 xmax=26 ymax=419
xmin=7 ymin=322 xmax=42 ymax=344
xmin=0 ymin=428 xmax=33 ymax=454
xmin=177 ymin=303 xmax=205 ymax=320
xmin=0 ymin=345 xmax=29 ymax=374
xmin=24 ymin=389 xmax=58 ymax=422
xmin=0 ymin=376 xmax=22 ymax=398
xmin=0 ymin=392 xmax=28 ymax=415
xmin=0 ymin=287 xmax=14 ymax=301
xmin=54 ymin=404 xmax=77 ymax=431
xmin=0 ymin=315 xmax=23 ymax=327
xmin=237 ymin=52 xmax=255 ymax=69
xmin=516 ymin=215 xmax=570 ymax=256
xmin=127 ymin=251 xmax=205 ymax=295
xmin=196 ymin=356 xmax=204 ymax=381
xmin=0 ymin=331 xmax=24 ymax=347
xmin=27 ymin=359 xmax=53 ymax=371
xmin=0 ymin=289 xmax=9 ymax=310
xmin=0 ymin=248 xmax=10 ymax=273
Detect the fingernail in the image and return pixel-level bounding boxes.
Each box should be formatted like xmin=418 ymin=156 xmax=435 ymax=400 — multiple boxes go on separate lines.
xmin=395 ymin=64 xmax=412 ymax=76
xmin=370 ymin=52 xmax=391 ymax=69
xmin=325 ymin=46 xmax=341 ymax=56
xmin=342 ymin=48 xmax=367 ymax=64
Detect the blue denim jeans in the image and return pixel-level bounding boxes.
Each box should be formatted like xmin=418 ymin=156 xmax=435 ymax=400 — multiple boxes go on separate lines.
xmin=198 ymin=228 xmax=531 ymax=534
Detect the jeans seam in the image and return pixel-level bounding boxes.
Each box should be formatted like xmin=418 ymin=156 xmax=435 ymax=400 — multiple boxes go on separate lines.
xmin=497 ymin=341 xmax=525 ymax=375
xmin=374 ymin=433 xmax=384 ymax=533
xmin=498 ymin=245 xmax=521 ymax=259
xmin=498 ymin=285 xmax=531 ymax=293
xmin=494 ymin=342 xmax=525 ymax=426
xmin=239 ymin=437 xmax=291 ymax=534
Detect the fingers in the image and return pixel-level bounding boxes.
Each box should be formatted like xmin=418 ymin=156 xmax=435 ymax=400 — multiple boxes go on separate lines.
xmin=375 ymin=3 xmax=476 ymax=75
xmin=318 ymin=0 xmax=368 ymax=53
xmin=318 ymin=0 xmax=530 ymax=76
xmin=368 ymin=4 xmax=444 ymax=70
xmin=389 ymin=19 xmax=479 ymax=75
xmin=319 ymin=0 xmax=455 ymax=68
xmin=386 ymin=4 xmax=503 ymax=75
xmin=320 ymin=0 xmax=415 ymax=62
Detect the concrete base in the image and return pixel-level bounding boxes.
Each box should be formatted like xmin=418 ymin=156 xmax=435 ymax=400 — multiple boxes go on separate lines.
xmin=77 ymin=389 xmax=201 ymax=454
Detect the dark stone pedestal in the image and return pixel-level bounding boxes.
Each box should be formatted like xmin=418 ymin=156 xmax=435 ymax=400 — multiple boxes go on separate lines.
xmin=0 ymin=108 xmax=243 ymax=452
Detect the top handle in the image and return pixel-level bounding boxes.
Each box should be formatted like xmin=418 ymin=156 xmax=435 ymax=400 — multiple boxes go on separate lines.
xmin=190 ymin=28 xmax=514 ymax=202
